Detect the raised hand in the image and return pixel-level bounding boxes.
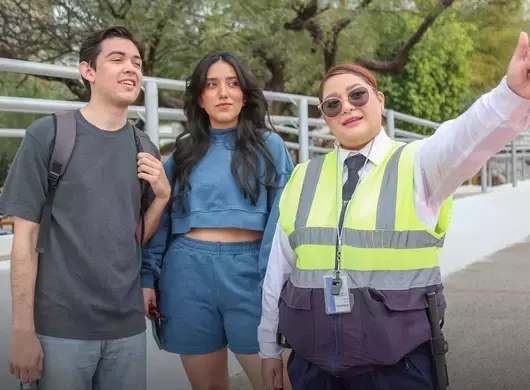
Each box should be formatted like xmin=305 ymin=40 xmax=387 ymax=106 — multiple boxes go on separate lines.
xmin=507 ymin=31 xmax=530 ymax=99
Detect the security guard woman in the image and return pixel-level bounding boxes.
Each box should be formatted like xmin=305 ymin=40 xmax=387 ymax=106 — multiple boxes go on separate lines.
xmin=258 ymin=32 xmax=530 ymax=389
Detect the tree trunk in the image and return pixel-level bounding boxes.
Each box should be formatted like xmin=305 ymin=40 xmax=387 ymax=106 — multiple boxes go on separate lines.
xmin=264 ymin=58 xmax=286 ymax=114
xmin=324 ymin=46 xmax=336 ymax=73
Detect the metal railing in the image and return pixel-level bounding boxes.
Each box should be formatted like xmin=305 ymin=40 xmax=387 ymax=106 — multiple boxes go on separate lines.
xmin=0 ymin=57 xmax=528 ymax=193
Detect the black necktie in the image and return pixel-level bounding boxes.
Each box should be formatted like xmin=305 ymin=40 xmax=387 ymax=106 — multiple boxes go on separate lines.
xmin=342 ymin=154 xmax=367 ymax=202
xmin=338 ymin=154 xmax=367 ymax=232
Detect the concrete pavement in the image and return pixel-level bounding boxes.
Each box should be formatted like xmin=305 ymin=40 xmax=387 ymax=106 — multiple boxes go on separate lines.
xmin=442 ymin=240 xmax=530 ymax=389
xmin=2 ymin=240 xmax=530 ymax=389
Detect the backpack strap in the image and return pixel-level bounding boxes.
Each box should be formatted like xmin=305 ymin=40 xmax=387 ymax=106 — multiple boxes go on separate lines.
xmin=133 ymin=127 xmax=150 ymax=247
xmin=35 ymin=111 xmax=76 ymax=254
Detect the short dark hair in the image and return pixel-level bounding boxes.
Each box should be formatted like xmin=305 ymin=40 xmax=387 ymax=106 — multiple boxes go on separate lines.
xmin=78 ymin=26 xmax=144 ymax=91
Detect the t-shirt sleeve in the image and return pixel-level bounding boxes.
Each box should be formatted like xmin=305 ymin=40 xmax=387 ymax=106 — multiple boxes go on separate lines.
xmin=0 ymin=119 xmax=53 ymax=223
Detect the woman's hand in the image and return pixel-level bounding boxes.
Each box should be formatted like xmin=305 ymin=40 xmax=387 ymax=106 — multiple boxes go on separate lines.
xmin=507 ymin=32 xmax=530 ymax=100
xmin=262 ymin=358 xmax=284 ymax=389
xmin=142 ymin=287 xmax=157 ymax=318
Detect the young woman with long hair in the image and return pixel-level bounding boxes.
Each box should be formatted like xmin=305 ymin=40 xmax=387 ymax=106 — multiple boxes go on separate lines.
xmin=141 ymin=51 xmax=293 ymax=390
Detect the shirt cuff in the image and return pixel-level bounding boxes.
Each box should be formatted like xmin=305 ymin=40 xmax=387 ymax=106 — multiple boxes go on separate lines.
xmin=141 ymin=274 xmax=154 ymax=288
xmin=495 ymin=76 xmax=530 ymax=116
xmin=259 ymin=342 xmax=283 ymax=360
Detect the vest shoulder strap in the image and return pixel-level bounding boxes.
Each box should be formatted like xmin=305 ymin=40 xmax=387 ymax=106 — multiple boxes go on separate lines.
xmin=295 ymin=155 xmax=326 ymax=230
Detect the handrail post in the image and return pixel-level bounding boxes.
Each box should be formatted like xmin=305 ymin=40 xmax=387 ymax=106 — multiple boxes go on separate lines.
xmin=481 ymin=164 xmax=487 ymax=193
xmin=522 ymin=156 xmax=526 ymax=181
xmin=487 ymin=160 xmax=493 ymax=187
xmin=308 ymin=137 xmax=315 ymax=159
xmin=144 ymin=80 xmax=159 ymax=147
xmin=386 ymin=109 xmax=395 ymax=139
xmin=298 ymin=98 xmax=309 ymax=163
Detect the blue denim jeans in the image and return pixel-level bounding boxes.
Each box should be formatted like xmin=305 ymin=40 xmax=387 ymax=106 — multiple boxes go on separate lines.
xmin=35 ymin=331 xmax=146 ymax=390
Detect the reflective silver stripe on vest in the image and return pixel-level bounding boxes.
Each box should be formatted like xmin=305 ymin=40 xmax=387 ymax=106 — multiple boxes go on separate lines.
xmin=294 ymin=155 xmax=325 ymax=230
xmin=288 ymin=144 xmax=445 ymax=250
xmin=289 ymin=226 xmax=444 ymax=250
xmin=290 ymin=267 xmax=442 ymax=290
xmin=376 ymin=144 xmax=406 ymax=230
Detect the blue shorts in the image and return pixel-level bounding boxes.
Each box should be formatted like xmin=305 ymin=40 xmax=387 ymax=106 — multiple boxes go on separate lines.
xmin=158 ymin=235 xmax=262 ymax=355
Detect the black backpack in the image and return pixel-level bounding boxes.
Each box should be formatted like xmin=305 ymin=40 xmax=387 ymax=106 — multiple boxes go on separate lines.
xmin=35 ymin=111 xmax=152 ymax=254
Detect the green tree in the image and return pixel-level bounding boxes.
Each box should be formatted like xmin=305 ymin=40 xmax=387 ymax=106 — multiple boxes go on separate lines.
xmin=455 ymin=0 xmax=528 ymax=103
xmin=1 ymin=0 xmax=528 ymax=134
xmin=374 ymin=12 xmax=474 ymax=134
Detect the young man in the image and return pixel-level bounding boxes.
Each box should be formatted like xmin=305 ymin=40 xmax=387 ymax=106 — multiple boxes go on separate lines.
xmin=0 ymin=27 xmax=170 ymax=390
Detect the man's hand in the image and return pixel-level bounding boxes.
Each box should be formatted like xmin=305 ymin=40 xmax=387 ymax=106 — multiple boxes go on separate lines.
xmin=137 ymin=153 xmax=171 ymax=200
xmin=507 ymin=31 xmax=530 ymax=99
xmin=8 ymin=330 xmax=43 ymax=384
xmin=142 ymin=287 xmax=157 ymax=318
xmin=262 ymin=358 xmax=284 ymax=389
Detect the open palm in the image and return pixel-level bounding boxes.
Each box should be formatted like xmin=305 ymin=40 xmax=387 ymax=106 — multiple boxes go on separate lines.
xmin=507 ymin=32 xmax=530 ymax=100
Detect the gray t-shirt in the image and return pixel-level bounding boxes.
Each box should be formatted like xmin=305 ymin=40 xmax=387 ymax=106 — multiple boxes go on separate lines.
xmin=0 ymin=110 xmax=160 ymax=340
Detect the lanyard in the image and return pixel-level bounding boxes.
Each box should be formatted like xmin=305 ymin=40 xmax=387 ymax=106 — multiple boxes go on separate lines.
xmin=333 ymin=141 xmax=373 ymax=279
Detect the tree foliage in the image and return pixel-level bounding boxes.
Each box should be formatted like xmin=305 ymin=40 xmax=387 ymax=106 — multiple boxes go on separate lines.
xmin=455 ymin=0 xmax=528 ymax=101
xmin=375 ymin=12 xmax=474 ymax=134
xmin=2 ymin=0 xmax=528 ymax=184
xmin=0 ymin=0 xmax=528 ymax=123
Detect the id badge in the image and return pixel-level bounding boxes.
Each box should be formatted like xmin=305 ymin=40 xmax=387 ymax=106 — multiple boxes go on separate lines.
xmin=323 ymin=274 xmax=352 ymax=315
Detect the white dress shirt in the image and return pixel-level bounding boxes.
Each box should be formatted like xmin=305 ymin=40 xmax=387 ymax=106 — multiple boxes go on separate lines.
xmin=258 ymin=77 xmax=530 ymax=360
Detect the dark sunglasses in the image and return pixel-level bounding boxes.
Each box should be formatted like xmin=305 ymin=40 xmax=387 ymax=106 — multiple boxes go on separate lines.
xmin=318 ymin=86 xmax=370 ymax=118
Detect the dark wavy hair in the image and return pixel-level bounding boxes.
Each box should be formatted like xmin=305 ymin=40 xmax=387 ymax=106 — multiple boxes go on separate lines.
xmin=171 ymin=51 xmax=278 ymax=206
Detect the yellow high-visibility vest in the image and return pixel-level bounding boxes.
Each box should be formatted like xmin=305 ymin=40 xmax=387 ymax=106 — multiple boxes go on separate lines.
xmin=278 ymin=140 xmax=452 ymax=290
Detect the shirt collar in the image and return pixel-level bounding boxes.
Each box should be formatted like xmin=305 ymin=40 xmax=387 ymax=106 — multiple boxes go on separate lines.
xmin=210 ymin=125 xmax=237 ymax=139
xmin=335 ymin=127 xmax=392 ymax=168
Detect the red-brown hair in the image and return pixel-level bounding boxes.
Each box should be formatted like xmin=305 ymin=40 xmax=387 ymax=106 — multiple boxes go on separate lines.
xmin=318 ymin=64 xmax=378 ymax=102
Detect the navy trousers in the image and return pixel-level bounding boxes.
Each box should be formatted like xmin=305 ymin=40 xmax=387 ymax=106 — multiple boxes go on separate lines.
xmin=287 ymin=344 xmax=435 ymax=390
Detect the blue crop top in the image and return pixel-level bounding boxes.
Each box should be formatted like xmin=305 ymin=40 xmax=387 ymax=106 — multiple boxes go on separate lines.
xmin=141 ymin=126 xmax=294 ymax=289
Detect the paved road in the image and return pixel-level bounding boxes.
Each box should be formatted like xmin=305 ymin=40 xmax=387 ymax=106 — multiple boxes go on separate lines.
xmin=442 ymin=241 xmax=530 ymax=390
xmin=3 ymin=240 xmax=530 ymax=389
